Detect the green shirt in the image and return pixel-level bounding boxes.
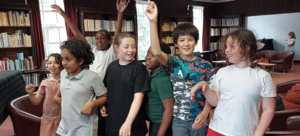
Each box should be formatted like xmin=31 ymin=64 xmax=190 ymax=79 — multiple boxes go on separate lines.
xmin=148 ymin=69 xmax=173 ymax=123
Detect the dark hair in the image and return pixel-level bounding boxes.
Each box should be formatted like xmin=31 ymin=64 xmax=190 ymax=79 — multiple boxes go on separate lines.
xmin=114 ymin=33 xmax=135 ymax=47
xmin=172 ymin=23 xmax=199 ymax=44
xmin=289 ymin=32 xmax=296 ymax=39
xmin=97 ymin=30 xmax=112 ymax=41
xmin=160 ymin=43 xmax=171 ymax=54
xmin=260 ymin=54 xmax=266 ymax=58
xmin=47 ymin=53 xmax=63 ymax=70
xmin=60 ymin=39 xmax=94 ymax=69
xmin=219 ymin=29 xmax=257 ymax=68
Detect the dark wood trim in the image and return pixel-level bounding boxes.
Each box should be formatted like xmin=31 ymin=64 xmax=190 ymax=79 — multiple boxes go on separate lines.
xmin=0 ymin=2 xmax=30 ymax=11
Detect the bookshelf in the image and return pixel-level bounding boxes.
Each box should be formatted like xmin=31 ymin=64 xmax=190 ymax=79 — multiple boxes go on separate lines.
xmin=77 ymin=7 xmax=137 ymax=46
xmin=0 ymin=3 xmax=42 ymax=86
xmin=159 ymin=14 xmax=193 ymax=55
xmin=209 ymin=14 xmax=243 ymax=52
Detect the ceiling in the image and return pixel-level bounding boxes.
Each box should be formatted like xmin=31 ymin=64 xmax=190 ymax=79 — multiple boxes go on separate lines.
xmin=191 ymin=0 xmax=235 ymax=3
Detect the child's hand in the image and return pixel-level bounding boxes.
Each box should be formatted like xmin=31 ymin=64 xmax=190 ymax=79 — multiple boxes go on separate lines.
xmin=119 ymin=122 xmax=131 ymax=136
xmin=192 ymin=113 xmax=206 ymax=129
xmin=100 ymin=106 xmax=108 ymax=117
xmin=145 ymin=0 xmax=158 ymax=22
xmin=80 ymin=101 xmax=93 ymax=115
xmin=286 ymin=39 xmax=289 ymax=41
xmin=190 ymin=81 xmax=209 ymax=96
xmin=116 ymin=0 xmax=129 ymax=13
xmin=26 ymin=84 xmax=35 ymax=95
xmin=51 ymin=4 xmax=64 ymax=15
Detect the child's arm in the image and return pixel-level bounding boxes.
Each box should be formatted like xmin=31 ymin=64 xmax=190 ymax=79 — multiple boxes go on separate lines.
xmin=100 ymin=105 xmax=108 ymax=117
xmin=192 ymin=100 xmax=211 ymax=129
xmin=146 ymin=0 xmax=168 ymax=66
xmin=51 ymin=4 xmax=87 ymax=43
xmin=112 ymin=0 xmax=128 ymax=47
xmin=157 ymin=98 xmax=174 ymax=136
xmin=26 ymin=84 xmax=44 ymax=105
xmin=80 ymin=92 xmax=107 ymax=115
xmin=191 ymin=81 xmax=220 ymax=106
xmin=254 ymin=97 xmax=276 ymax=136
xmin=54 ymin=90 xmax=61 ymax=105
xmin=119 ymin=92 xmax=145 ymax=136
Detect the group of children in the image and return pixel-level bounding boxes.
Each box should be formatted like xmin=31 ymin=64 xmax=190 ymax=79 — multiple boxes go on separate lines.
xmin=25 ymin=0 xmax=277 ymax=136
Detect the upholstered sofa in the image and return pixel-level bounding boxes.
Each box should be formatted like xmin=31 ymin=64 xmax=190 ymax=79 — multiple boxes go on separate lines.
xmin=7 ymin=94 xmax=43 ymax=136
xmin=270 ymin=51 xmax=295 ymax=72
xmin=256 ymin=50 xmax=275 ymax=62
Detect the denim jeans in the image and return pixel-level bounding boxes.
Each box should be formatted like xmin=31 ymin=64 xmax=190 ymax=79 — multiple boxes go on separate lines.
xmin=172 ymin=117 xmax=208 ymax=136
xmin=149 ymin=122 xmax=172 ymax=136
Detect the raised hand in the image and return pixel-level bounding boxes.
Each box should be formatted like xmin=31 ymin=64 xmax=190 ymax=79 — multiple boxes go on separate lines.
xmin=116 ymin=0 xmax=129 ymax=13
xmin=26 ymin=84 xmax=35 ymax=95
xmin=145 ymin=0 xmax=158 ymax=22
xmin=51 ymin=4 xmax=64 ymax=15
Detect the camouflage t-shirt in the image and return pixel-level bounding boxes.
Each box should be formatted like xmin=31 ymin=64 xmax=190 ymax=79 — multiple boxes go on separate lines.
xmin=166 ymin=55 xmax=214 ymax=121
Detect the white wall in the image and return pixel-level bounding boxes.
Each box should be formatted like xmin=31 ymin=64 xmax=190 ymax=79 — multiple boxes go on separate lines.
xmin=245 ymin=12 xmax=300 ymax=60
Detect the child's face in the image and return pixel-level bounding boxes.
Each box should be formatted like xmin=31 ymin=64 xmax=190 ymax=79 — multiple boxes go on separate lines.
xmin=145 ymin=47 xmax=160 ymax=70
xmin=225 ymin=36 xmax=248 ymax=64
xmin=61 ymin=49 xmax=83 ymax=76
xmin=175 ymin=35 xmax=196 ymax=57
xmin=95 ymin=32 xmax=111 ymax=50
xmin=47 ymin=56 xmax=62 ymax=76
xmin=116 ymin=37 xmax=136 ymax=64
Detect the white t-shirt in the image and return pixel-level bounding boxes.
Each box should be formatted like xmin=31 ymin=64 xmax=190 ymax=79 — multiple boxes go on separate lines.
xmin=89 ymin=44 xmax=117 ymax=80
xmin=209 ymin=65 xmax=276 ymax=136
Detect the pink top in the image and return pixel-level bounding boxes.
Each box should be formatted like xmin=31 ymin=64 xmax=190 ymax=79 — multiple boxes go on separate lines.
xmin=37 ymin=78 xmax=61 ymax=117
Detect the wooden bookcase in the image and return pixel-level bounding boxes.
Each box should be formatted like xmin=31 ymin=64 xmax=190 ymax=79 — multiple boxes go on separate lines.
xmin=0 ymin=3 xmax=43 ymax=86
xmin=159 ymin=14 xmax=193 ymax=55
xmin=209 ymin=14 xmax=243 ymax=52
xmin=77 ymin=7 xmax=137 ymax=46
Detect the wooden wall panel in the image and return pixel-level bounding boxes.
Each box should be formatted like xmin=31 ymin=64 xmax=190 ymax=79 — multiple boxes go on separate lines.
xmin=285 ymin=0 xmax=300 ymax=13
xmin=1 ymin=0 xmax=25 ymax=4
xmin=258 ymin=0 xmax=286 ymax=15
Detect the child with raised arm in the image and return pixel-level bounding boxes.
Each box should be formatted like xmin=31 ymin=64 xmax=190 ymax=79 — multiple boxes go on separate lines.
xmin=101 ymin=33 xmax=150 ymax=136
xmin=145 ymin=43 xmax=174 ymax=136
xmin=51 ymin=0 xmax=128 ymax=80
xmin=26 ymin=53 xmax=63 ymax=136
xmin=55 ymin=40 xmax=107 ymax=136
xmin=191 ymin=29 xmax=276 ymax=136
xmin=146 ymin=1 xmax=214 ymax=135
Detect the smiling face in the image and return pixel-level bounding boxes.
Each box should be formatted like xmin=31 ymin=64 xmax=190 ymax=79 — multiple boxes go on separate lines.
xmin=145 ymin=47 xmax=160 ymax=70
xmin=95 ymin=32 xmax=111 ymax=50
xmin=115 ymin=37 xmax=136 ymax=65
xmin=225 ymin=36 xmax=248 ymax=64
xmin=175 ymin=35 xmax=197 ymax=59
xmin=61 ymin=48 xmax=83 ymax=77
xmin=47 ymin=56 xmax=62 ymax=76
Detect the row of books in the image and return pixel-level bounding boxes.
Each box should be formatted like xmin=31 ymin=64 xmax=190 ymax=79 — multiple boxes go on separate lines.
xmin=161 ymin=22 xmax=177 ymax=31
xmin=210 ymin=28 xmax=221 ymax=36
xmin=23 ymin=73 xmax=39 ymax=86
xmin=210 ymin=18 xmax=239 ymax=27
xmin=0 ymin=58 xmax=35 ymax=71
xmin=85 ymin=36 xmax=96 ymax=45
xmin=210 ymin=42 xmax=219 ymax=51
xmin=84 ymin=19 xmax=134 ymax=32
xmin=162 ymin=36 xmax=173 ymax=44
xmin=169 ymin=46 xmax=179 ymax=55
xmin=0 ymin=11 xmax=31 ymax=27
xmin=221 ymin=28 xmax=238 ymax=36
xmin=0 ymin=31 xmax=32 ymax=48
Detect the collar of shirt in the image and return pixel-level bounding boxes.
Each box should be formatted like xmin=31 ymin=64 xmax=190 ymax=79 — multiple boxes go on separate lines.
xmin=65 ymin=69 xmax=88 ymax=80
xmin=151 ymin=68 xmax=164 ymax=78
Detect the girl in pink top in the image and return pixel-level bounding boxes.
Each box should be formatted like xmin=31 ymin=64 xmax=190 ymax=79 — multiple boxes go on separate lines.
xmin=26 ymin=53 xmax=63 ymax=136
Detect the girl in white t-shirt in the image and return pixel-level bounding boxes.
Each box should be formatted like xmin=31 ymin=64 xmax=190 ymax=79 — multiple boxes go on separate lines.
xmin=191 ymin=29 xmax=276 ymax=136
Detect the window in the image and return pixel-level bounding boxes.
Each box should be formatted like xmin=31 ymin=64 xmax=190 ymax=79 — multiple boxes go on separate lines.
xmin=39 ymin=0 xmax=67 ymax=57
xmin=193 ymin=6 xmax=204 ymax=52
xmin=136 ymin=1 xmax=150 ymax=60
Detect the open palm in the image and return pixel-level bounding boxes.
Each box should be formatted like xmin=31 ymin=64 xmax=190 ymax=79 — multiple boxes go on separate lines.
xmin=116 ymin=0 xmax=129 ymax=13
xmin=51 ymin=4 xmax=64 ymax=15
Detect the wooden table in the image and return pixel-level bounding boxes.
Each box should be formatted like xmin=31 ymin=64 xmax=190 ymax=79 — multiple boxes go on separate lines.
xmin=212 ymin=60 xmax=227 ymax=67
xmin=258 ymin=62 xmax=277 ymax=71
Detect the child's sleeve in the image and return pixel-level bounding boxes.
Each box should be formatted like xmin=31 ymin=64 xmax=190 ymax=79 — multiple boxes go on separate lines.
xmin=165 ymin=54 xmax=177 ymax=74
xmin=209 ymin=71 xmax=220 ymax=92
xmin=92 ymin=73 xmax=107 ymax=97
xmin=134 ymin=64 xmax=151 ymax=93
xmin=156 ymin=77 xmax=173 ymax=100
xmin=260 ymin=73 xmax=276 ymax=97
xmin=36 ymin=80 xmax=46 ymax=95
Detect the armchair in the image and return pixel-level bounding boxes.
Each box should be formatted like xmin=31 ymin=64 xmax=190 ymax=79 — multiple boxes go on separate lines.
xmin=7 ymin=94 xmax=43 ymax=136
xmin=270 ymin=51 xmax=295 ymax=72
xmin=256 ymin=50 xmax=275 ymax=62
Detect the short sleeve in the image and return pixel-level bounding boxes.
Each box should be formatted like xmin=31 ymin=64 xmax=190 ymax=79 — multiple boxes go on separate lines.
xmin=209 ymin=72 xmax=220 ymax=92
xmin=156 ymin=77 xmax=173 ymax=100
xmin=134 ymin=64 xmax=150 ymax=94
xmin=260 ymin=74 xmax=276 ymax=97
xmin=91 ymin=73 xmax=107 ymax=96
xmin=37 ymin=80 xmax=46 ymax=95
xmin=166 ymin=55 xmax=176 ymax=74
